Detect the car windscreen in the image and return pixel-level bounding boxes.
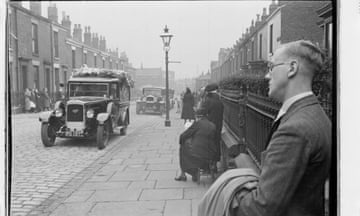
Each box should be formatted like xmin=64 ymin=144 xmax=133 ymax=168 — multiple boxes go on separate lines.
xmin=69 ymin=83 xmax=109 ymax=97
xmin=143 ymin=89 xmax=162 ymax=97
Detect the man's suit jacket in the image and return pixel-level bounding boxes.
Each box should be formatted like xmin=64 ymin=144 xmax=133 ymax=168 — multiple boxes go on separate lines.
xmin=236 ymin=95 xmax=332 ymax=216
xmin=179 ymin=118 xmax=217 ymax=160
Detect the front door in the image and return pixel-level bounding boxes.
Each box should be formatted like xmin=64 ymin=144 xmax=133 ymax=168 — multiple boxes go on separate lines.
xmin=21 ymin=65 xmax=28 ymax=91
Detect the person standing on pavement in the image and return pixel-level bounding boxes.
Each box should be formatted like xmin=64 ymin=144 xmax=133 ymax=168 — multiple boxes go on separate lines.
xmin=24 ymin=88 xmax=35 ymax=113
xmin=175 ymin=108 xmax=217 ymax=182
xmin=181 ymin=88 xmax=195 ymax=123
xmin=42 ymin=87 xmax=51 ymax=111
xmin=231 ymin=40 xmax=331 ymax=216
xmin=201 ymin=83 xmax=224 ymax=162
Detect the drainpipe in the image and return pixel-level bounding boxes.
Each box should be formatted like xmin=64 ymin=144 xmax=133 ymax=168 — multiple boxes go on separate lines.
xmin=50 ymin=23 xmax=54 ymax=97
xmin=13 ymin=5 xmax=20 ymax=101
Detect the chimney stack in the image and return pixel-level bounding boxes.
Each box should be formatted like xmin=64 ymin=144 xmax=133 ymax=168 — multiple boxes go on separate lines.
xmin=99 ymin=36 xmax=106 ymax=51
xmin=73 ymin=24 xmax=82 ymax=42
xmin=92 ymin=33 xmax=99 ymax=49
xmin=84 ymin=26 xmax=92 ymax=46
xmin=255 ymin=14 xmax=261 ymax=26
xmin=30 ymin=2 xmax=41 ymax=16
xmin=250 ymin=19 xmax=255 ymax=33
xmin=48 ymin=3 xmax=58 ymax=23
xmin=261 ymin=7 xmax=267 ymax=21
xmin=61 ymin=12 xmax=71 ymax=37
xmin=269 ymin=0 xmax=278 ymax=15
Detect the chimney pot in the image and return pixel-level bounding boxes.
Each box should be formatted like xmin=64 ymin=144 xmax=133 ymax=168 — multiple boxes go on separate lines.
xmin=30 ymin=2 xmax=42 ymax=16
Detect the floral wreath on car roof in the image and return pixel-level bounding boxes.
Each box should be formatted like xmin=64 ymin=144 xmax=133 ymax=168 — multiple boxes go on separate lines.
xmin=72 ymin=64 xmax=134 ymax=88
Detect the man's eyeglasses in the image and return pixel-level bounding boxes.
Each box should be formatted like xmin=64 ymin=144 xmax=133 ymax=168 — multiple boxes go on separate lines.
xmin=267 ymin=62 xmax=286 ymax=71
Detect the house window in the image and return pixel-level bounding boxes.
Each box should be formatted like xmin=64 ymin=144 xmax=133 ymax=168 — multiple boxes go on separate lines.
xmin=72 ymin=50 xmax=76 ymax=68
xmin=63 ymin=70 xmax=67 ymax=85
xmin=259 ymin=34 xmax=263 ymax=59
xmin=33 ymin=65 xmax=39 ymax=89
xmin=22 ymin=65 xmax=28 ymax=90
xmin=84 ymin=53 xmax=87 ymax=65
xmin=269 ymin=24 xmax=273 ymax=54
xmin=251 ymin=40 xmax=255 ymax=61
xmin=54 ymin=68 xmax=60 ymax=91
xmin=54 ymin=31 xmax=59 ymax=58
xmin=45 ymin=68 xmax=51 ymax=92
xmin=32 ymin=23 xmax=39 ymax=54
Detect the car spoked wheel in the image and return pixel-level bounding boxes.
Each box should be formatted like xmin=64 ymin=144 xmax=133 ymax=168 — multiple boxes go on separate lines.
xmin=41 ymin=123 xmax=56 ymax=147
xmin=97 ymin=121 xmax=110 ymax=150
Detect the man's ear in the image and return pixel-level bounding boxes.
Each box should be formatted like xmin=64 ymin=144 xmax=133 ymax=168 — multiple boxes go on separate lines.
xmin=287 ymin=60 xmax=298 ymax=78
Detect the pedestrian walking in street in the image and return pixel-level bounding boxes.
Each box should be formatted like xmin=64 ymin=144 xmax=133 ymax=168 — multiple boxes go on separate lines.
xmin=204 ymin=40 xmax=331 ymax=216
xmin=175 ymin=108 xmax=217 ymax=182
xmin=181 ymin=88 xmax=195 ymax=123
xmin=201 ymin=83 xmax=224 ymax=162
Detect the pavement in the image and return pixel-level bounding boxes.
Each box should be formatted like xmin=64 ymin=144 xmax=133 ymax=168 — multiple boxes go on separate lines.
xmin=24 ymin=109 xmax=215 ymax=216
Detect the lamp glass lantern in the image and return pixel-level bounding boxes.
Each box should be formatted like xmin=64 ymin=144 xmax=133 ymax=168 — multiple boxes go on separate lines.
xmin=160 ymin=25 xmax=173 ymax=51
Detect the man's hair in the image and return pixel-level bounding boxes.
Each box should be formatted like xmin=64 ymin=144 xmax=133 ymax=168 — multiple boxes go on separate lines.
xmin=283 ymin=40 xmax=325 ymax=76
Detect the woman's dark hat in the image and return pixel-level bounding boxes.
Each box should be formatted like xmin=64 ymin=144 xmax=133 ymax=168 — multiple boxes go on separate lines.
xmin=204 ymin=83 xmax=218 ymax=92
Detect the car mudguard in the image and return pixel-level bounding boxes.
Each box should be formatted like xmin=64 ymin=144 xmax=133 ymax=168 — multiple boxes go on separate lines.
xmin=39 ymin=111 xmax=53 ymax=123
xmin=97 ymin=113 xmax=110 ymax=125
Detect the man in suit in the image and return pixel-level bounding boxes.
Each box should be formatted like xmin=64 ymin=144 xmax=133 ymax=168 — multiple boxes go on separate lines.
xmin=233 ymin=40 xmax=332 ymax=216
xmin=201 ymin=83 xmax=224 ymax=162
xmin=175 ymin=108 xmax=218 ymax=182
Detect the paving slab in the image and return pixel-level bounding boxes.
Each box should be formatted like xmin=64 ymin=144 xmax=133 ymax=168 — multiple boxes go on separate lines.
xmin=128 ymin=180 xmax=156 ymax=189
xmin=91 ymin=189 xmax=142 ymax=202
xmin=184 ymin=187 xmax=210 ymax=199
xmin=140 ymin=189 xmax=183 ymax=201
xmin=64 ymin=190 xmax=95 ymax=203
xmin=147 ymin=170 xmax=177 ymax=180
xmin=146 ymin=157 xmax=173 ymax=164
xmin=49 ymin=202 xmax=95 ymax=216
xmin=147 ymin=163 xmax=179 ymax=171
xmin=164 ymin=200 xmax=192 ymax=216
xmin=77 ymin=181 xmax=130 ymax=191
xmin=156 ymin=179 xmax=200 ymax=189
xmin=109 ymin=170 xmax=150 ymax=181
xmin=89 ymin=201 xmax=165 ymax=216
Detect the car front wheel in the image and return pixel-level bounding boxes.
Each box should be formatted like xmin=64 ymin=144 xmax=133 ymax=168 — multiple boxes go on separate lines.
xmin=97 ymin=122 xmax=110 ymax=150
xmin=41 ymin=123 xmax=56 ymax=147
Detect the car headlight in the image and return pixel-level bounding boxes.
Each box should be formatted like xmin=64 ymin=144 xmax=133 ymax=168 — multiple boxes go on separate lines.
xmin=55 ymin=108 xmax=64 ymax=117
xmin=86 ymin=109 xmax=95 ymax=118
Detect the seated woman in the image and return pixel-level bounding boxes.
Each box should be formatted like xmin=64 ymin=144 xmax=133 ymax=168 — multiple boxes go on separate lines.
xmin=175 ymin=108 xmax=217 ymax=182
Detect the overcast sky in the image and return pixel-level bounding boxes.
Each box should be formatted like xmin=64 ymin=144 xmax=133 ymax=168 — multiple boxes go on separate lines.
xmin=31 ymin=1 xmax=272 ymax=80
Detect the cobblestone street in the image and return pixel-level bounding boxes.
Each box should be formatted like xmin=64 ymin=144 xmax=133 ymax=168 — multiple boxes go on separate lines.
xmin=10 ymin=103 xmax=162 ymax=216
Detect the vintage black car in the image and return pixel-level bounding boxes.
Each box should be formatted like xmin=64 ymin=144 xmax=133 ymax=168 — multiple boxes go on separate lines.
xmin=136 ymin=87 xmax=165 ymax=115
xmin=39 ymin=67 xmax=133 ymax=149
xmin=135 ymin=87 xmax=175 ymax=114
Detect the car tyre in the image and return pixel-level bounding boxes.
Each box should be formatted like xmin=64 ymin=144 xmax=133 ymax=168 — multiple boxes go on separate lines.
xmin=97 ymin=121 xmax=110 ymax=150
xmin=41 ymin=123 xmax=56 ymax=147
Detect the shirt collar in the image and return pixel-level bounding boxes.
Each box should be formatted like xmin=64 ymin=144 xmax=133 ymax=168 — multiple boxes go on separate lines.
xmin=275 ymin=91 xmax=313 ymax=121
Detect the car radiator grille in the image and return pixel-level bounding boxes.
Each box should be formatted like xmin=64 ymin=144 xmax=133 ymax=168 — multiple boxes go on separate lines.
xmin=67 ymin=104 xmax=84 ymax=121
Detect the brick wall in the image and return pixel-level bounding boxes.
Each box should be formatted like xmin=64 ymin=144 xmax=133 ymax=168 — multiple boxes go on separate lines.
xmin=16 ymin=10 xmax=32 ymax=58
xmin=281 ymin=1 xmax=326 ymax=45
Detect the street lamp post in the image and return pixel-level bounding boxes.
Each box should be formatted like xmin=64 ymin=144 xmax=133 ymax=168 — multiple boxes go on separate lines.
xmin=160 ymin=25 xmax=173 ymax=127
